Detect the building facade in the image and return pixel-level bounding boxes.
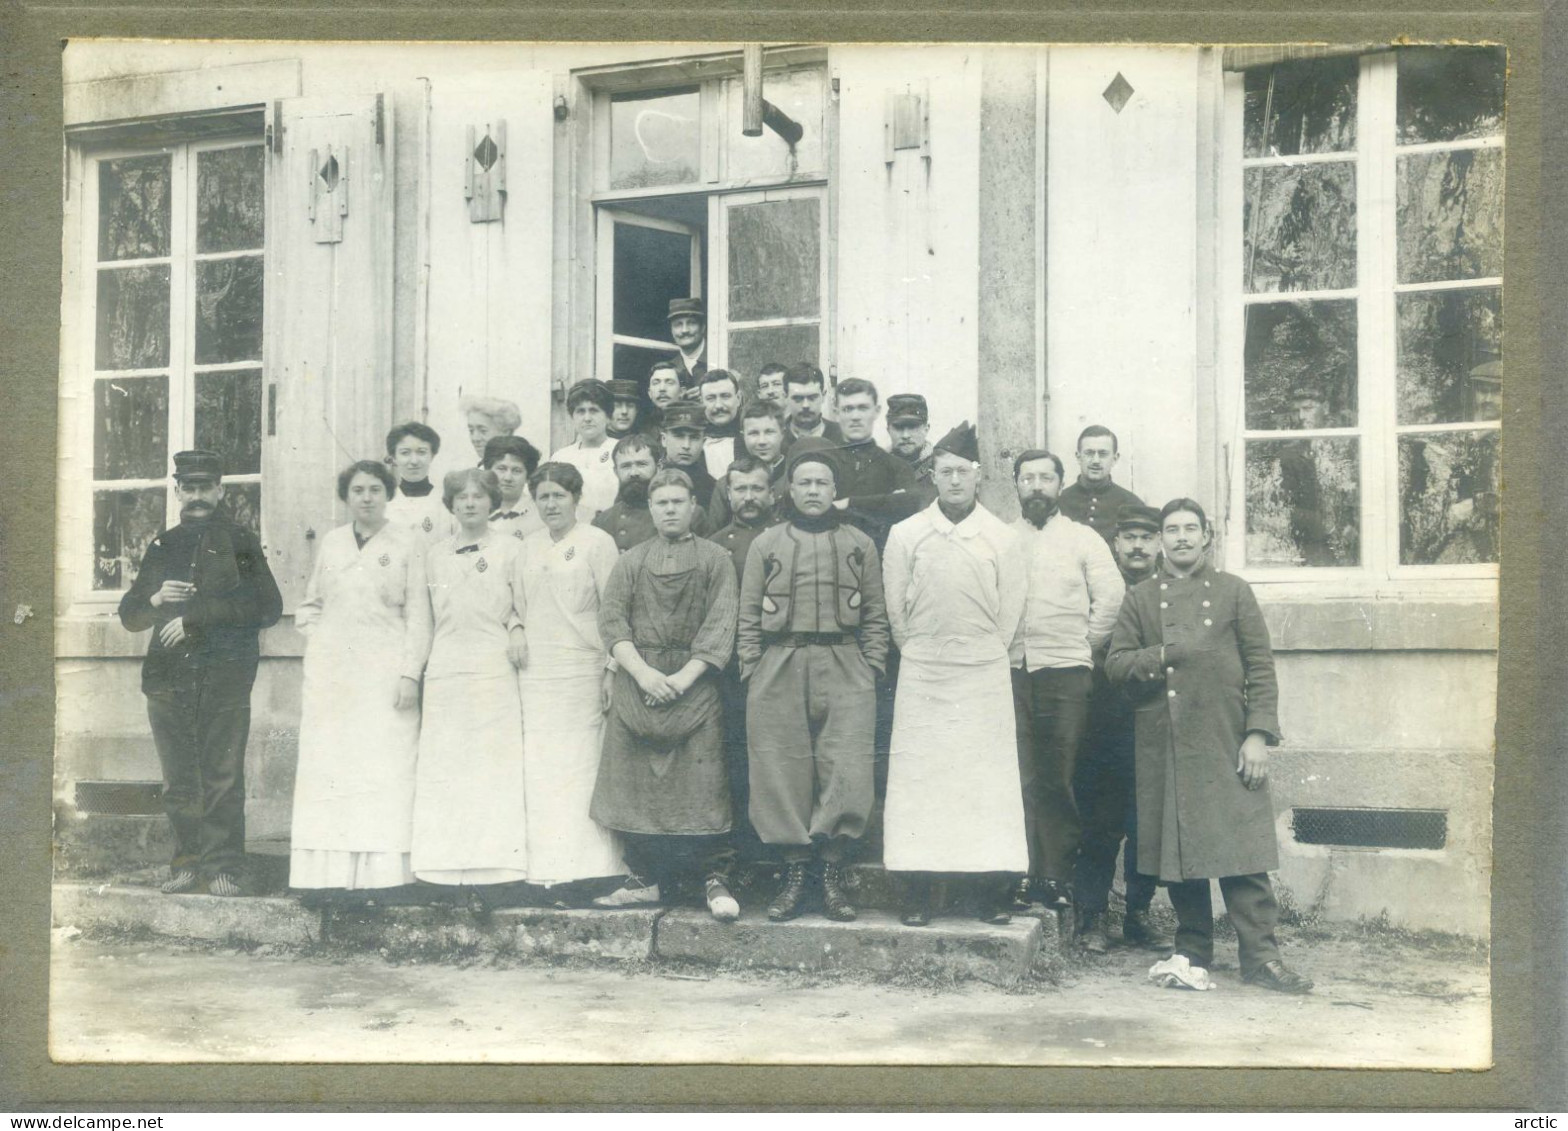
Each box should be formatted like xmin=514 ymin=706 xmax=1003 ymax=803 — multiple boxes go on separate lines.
xmin=55 ymin=41 xmax=1501 ymax=934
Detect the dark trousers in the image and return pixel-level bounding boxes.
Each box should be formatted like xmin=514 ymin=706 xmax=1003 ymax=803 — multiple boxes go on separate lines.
xmin=1073 ymin=682 xmax=1156 ymax=915
xmin=1165 ymin=873 xmax=1283 ymax=978
xmin=718 ymin=661 xmax=764 ymax=860
xmin=1011 ymin=666 xmax=1092 ymax=884
xmin=145 ymin=660 xmax=256 ymax=879
xmin=622 ymin=832 xmax=734 ymax=895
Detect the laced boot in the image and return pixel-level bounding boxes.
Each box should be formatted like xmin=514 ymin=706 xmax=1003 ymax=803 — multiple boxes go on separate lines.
xmin=820 ymin=862 xmax=857 ymax=922
xmin=768 ymin=860 xmax=810 ymax=922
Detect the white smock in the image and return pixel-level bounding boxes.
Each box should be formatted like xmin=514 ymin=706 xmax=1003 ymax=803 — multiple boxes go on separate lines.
xmin=881 ymin=501 xmax=1029 ymax=873
xmin=514 ymin=522 xmax=626 ymax=885
xmin=548 ymin=440 xmax=620 ymax=518
xmin=289 ymin=522 xmax=432 ymax=889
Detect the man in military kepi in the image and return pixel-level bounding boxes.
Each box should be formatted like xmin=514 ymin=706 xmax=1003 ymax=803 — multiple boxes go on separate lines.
xmin=606 ymin=378 xmax=646 ymax=442
xmin=667 ymin=297 xmax=709 ymax=392
xmin=658 ymin=401 xmax=720 ymax=513
xmin=118 ymin=450 xmax=283 ymax=897
xmin=737 ymin=442 xmax=889 ymax=921
xmin=885 ymin=393 xmax=936 ymax=492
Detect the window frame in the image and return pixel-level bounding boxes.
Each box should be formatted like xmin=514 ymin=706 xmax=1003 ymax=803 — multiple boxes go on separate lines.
xmin=1220 ymin=51 xmax=1502 ymax=586
xmin=63 ymin=129 xmax=268 ymax=611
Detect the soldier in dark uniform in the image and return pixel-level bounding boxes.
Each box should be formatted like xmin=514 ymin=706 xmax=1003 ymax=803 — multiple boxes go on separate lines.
xmin=783 ymin=363 xmax=844 ymax=445
xmin=1059 ymin=425 xmax=1145 ymax=544
xmin=593 ymin=434 xmax=662 ymax=554
xmin=1074 ymin=504 xmax=1173 ymax=953
xmin=659 ymin=402 xmax=719 ymax=512
xmin=606 ymin=378 xmax=645 ymax=442
xmin=885 ymin=393 xmax=936 ymax=493
xmin=117 ymin=450 xmax=283 ymax=897
xmin=707 ymin=456 xmax=782 ymax=863
xmin=667 ymin=297 xmax=709 ymax=393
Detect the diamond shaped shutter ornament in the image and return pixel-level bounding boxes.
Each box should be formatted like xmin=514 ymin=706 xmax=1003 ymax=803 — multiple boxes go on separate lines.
xmin=1103 ymin=72 xmax=1134 ymax=114
xmin=465 ymin=120 xmax=507 ymax=223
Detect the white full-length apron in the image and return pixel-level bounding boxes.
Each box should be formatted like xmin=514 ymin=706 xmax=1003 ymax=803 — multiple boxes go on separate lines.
xmin=411 ymin=533 xmax=529 ymax=885
xmin=514 ymin=524 xmax=624 ymax=885
xmin=289 ymin=523 xmax=431 ymax=890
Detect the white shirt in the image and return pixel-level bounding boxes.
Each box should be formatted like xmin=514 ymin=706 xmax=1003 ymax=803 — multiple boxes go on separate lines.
xmin=549 ymin=440 xmax=620 ymax=518
xmin=1008 ymin=512 xmax=1125 ymax=671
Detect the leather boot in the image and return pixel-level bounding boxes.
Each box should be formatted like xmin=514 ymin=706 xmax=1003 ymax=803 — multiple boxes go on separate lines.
xmin=768 ymin=861 xmax=810 ymax=922
xmin=821 ymin=862 xmax=857 ymax=922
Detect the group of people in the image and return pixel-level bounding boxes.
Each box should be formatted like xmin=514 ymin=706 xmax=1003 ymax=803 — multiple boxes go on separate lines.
xmin=117 ymin=295 xmax=1312 ymax=995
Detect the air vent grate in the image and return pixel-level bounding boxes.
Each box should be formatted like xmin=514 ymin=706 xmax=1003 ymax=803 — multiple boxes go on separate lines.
xmin=74 ymin=780 xmax=163 ymax=816
xmin=1292 ymin=806 xmax=1446 ymax=850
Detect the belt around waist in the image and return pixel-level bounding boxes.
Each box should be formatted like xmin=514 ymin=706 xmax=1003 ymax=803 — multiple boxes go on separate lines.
xmin=764 ymin=632 xmax=856 ymax=647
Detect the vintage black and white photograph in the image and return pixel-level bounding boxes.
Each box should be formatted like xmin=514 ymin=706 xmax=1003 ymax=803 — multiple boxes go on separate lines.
xmin=49 ymin=38 xmax=1500 ymax=1068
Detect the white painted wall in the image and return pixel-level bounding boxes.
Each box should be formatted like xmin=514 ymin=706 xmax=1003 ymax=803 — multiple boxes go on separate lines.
xmin=1046 ymin=46 xmax=1200 ymax=506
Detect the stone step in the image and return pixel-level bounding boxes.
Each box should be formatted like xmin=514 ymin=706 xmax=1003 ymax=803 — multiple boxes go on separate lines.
xmin=53 ymin=882 xmax=319 ymax=947
xmin=321 ymin=903 xmax=660 ymax=962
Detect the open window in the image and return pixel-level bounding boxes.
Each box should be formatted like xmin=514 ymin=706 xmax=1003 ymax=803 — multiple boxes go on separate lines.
xmin=595 ymin=201 xmax=705 ymax=386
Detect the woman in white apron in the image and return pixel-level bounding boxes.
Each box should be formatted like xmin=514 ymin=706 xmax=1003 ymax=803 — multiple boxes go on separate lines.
xmin=290 ymin=460 xmax=432 ymax=905
xmin=410 ymin=467 xmax=529 ymax=908
xmin=514 ymin=462 xmax=625 ymax=898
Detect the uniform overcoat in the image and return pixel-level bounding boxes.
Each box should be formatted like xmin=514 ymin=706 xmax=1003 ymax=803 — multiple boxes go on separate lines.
xmin=1104 ymin=560 xmax=1282 ymax=882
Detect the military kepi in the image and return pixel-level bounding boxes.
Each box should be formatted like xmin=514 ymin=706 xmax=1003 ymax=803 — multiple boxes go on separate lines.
xmin=933 ymin=420 xmax=979 ymax=464
xmin=886 ymin=394 xmax=929 ymax=425
xmin=1116 ymin=504 xmax=1162 ymax=533
xmin=608 ymin=379 xmax=641 ymax=401
xmin=661 ymin=402 xmax=707 ymax=432
xmin=667 ymin=297 xmax=706 ymax=322
xmin=172 ymin=449 xmax=222 ymax=483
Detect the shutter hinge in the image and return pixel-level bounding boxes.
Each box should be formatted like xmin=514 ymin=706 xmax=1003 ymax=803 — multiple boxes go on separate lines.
xmin=375 ymin=93 xmax=386 ymax=147
xmin=267 ymin=100 xmax=284 ymax=154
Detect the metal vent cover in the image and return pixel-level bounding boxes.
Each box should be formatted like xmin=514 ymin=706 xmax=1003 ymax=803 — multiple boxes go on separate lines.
xmin=74 ymin=780 xmax=163 ymax=816
xmin=1291 ymin=806 xmax=1447 ymax=850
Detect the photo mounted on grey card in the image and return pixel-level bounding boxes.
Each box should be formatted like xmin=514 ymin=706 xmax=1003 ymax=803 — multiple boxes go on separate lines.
xmin=51 ymin=38 xmax=1499 ymax=1068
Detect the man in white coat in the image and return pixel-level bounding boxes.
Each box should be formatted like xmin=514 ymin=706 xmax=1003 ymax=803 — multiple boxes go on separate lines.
xmin=881 ymin=421 xmax=1029 ymax=926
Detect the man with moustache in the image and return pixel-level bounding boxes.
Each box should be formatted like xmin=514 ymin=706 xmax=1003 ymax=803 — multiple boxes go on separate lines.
xmin=658 ymin=402 xmax=720 ymax=513
xmin=782 ymin=362 xmax=844 ymax=445
xmin=118 ymin=450 xmax=283 ymax=897
xmin=885 ymin=393 xmax=936 ymax=492
xmin=645 ymin=360 xmax=685 ymax=433
xmin=667 ymin=297 xmax=709 ymax=392
xmin=708 ymin=456 xmax=783 ymax=862
xmin=707 ymin=401 xmax=789 ymax=530
xmin=699 ymin=369 xmax=745 ymax=480
xmin=593 ymin=434 xmax=663 ymax=553
xmin=756 ymin=362 xmax=788 ymax=410
xmin=1008 ymin=449 xmax=1124 ymax=914
xmin=1073 ymin=504 xmax=1173 ymax=953
xmin=1107 ymin=499 xmax=1312 ymax=994
xmin=738 ymin=443 xmax=888 ymax=922
xmin=1059 ymin=425 xmax=1145 ymax=545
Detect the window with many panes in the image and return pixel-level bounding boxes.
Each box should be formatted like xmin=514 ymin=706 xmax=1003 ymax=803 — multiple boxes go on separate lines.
xmin=84 ymin=139 xmax=266 ymax=592
xmin=1226 ymin=47 xmax=1503 ymax=578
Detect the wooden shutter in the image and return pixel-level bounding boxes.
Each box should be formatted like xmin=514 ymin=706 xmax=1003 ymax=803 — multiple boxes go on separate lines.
xmin=262 ymin=93 xmax=395 ymax=609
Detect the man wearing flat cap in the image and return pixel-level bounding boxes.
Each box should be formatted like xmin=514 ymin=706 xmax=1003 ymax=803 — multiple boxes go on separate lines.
xmin=658 ymin=401 xmax=720 ymax=514
xmin=737 ymin=441 xmax=888 ymax=922
xmin=606 ymin=378 xmax=647 ymax=443
xmin=667 ymin=297 xmax=709 ymax=392
xmin=1074 ymin=504 xmax=1172 ymax=953
xmin=885 ymin=393 xmax=936 ymax=492
xmin=118 ymin=450 xmax=283 ymax=897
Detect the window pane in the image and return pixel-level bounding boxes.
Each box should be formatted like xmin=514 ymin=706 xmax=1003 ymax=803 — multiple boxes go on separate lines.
xmin=1397 ymin=46 xmax=1506 ymax=146
xmin=95 ymin=265 xmax=171 ymax=370
xmin=223 ymin=482 xmax=263 ymax=540
xmin=98 ymin=154 xmax=171 ymax=261
xmin=1396 ymin=288 xmax=1502 ymax=425
xmin=93 ymin=487 xmax=166 ymax=590
xmin=1396 ymin=148 xmax=1504 ymax=284
xmin=612 ymin=342 xmax=677 ymax=392
xmin=195 ymin=368 xmax=263 ymax=475
xmin=613 ymin=221 xmax=696 ymax=342
xmin=94 ymin=375 xmax=169 ymax=480
xmin=1243 ymin=57 xmax=1357 ymax=158
xmin=723 ymin=67 xmax=826 ymax=179
xmin=726 ymin=323 xmax=820 ymax=399
xmin=197 ymin=146 xmax=265 ymax=253
xmin=1244 ymin=300 xmax=1357 ymax=429
xmin=1245 ymin=437 xmax=1360 ymax=567
xmin=727 ymin=198 xmax=821 ymax=322
xmin=609 ymin=88 xmax=701 ymax=191
xmin=1398 ymin=429 xmax=1499 ymax=564
xmin=1244 ymin=163 xmax=1356 ymax=293
xmin=194 ymin=255 xmax=264 ymax=364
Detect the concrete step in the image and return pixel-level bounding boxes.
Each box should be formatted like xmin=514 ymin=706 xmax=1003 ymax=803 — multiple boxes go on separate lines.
xmin=52 ymin=882 xmax=1068 ymax=986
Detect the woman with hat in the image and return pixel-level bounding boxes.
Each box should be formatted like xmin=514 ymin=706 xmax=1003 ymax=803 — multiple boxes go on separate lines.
xmin=289 ymin=460 xmax=431 ymax=905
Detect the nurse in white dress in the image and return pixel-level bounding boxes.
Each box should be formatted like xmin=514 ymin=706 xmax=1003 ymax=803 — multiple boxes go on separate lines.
xmin=410 ymin=467 xmax=529 ymax=900
xmin=482 ymin=434 xmax=546 ymax=543
xmin=290 ymin=460 xmax=432 ymax=902
xmin=514 ymin=461 xmax=625 ymax=893
xmin=548 ymin=380 xmax=620 ymax=518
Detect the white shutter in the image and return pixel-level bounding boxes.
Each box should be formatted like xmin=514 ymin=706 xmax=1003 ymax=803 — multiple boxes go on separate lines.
xmin=262 ymin=93 xmax=395 ymax=609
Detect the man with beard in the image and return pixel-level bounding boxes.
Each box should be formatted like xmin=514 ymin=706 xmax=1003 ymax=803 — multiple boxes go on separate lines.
xmin=1008 ymin=449 xmax=1124 ymax=914
xmin=606 ymin=379 xmax=645 ymax=442
xmin=118 ymin=450 xmax=284 ymax=897
xmin=699 ymin=369 xmax=744 ymax=480
xmin=783 ymin=362 xmax=844 ymax=445
xmin=1059 ymin=425 xmax=1145 ymax=545
xmin=1107 ymin=499 xmax=1312 ymax=994
xmin=658 ymin=402 xmax=719 ymax=512
xmin=885 ymin=393 xmax=936 ymax=492
xmin=1074 ymin=504 xmax=1173 ymax=953
xmin=593 ymin=434 xmax=662 ymax=553
xmin=708 ymin=456 xmax=782 ymax=861
xmin=882 ymin=424 xmax=1028 ymax=926
xmin=739 ymin=444 xmax=888 ymax=921
xmin=667 ymin=297 xmax=709 ymax=391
